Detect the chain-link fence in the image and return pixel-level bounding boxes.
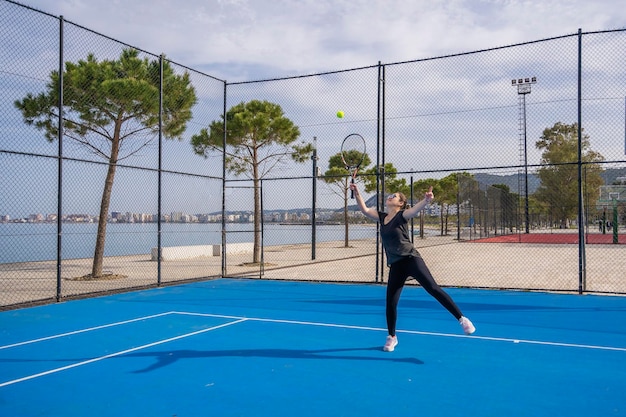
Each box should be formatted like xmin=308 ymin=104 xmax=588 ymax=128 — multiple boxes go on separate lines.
xmin=2 ymin=0 xmax=625 ymax=309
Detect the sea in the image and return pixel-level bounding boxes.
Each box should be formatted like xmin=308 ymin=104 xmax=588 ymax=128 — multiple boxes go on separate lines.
xmin=0 ymin=222 xmax=379 ymax=264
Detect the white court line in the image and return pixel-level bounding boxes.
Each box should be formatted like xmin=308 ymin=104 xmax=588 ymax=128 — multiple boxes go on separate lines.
xmin=174 ymin=311 xmax=626 ymax=353
xmin=0 ymin=318 xmax=247 ymax=388
xmin=7 ymin=310 xmax=624 ymax=354
xmin=395 ymin=329 xmax=626 ymax=352
xmin=175 ymin=311 xmax=387 ymax=332
xmin=3 ymin=311 xmax=624 ymax=388
xmin=0 ymin=312 xmax=176 ymax=350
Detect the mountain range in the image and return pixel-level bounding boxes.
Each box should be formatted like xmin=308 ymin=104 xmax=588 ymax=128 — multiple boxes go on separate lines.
xmin=220 ymin=168 xmax=626 ymax=215
xmin=474 ymin=167 xmax=626 ymax=194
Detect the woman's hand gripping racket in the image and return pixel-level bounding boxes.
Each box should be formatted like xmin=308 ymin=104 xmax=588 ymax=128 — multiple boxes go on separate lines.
xmin=340 ymin=133 xmax=366 ymax=199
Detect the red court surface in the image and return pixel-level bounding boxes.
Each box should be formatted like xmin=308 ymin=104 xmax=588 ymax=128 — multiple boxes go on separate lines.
xmin=472 ymin=232 xmax=624 ymax=244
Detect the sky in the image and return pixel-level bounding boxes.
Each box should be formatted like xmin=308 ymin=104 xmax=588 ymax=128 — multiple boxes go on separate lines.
xmin=2 ymin=0 xmax=626 ymax=218
xmin=15 ymin=0 xmax=626 ymax=81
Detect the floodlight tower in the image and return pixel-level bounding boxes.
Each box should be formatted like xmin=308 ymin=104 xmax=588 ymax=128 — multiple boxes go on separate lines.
xmin=512 ymin=76 xmax=537 ymax=234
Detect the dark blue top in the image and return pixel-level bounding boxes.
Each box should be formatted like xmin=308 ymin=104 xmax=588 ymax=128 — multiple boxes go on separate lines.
xmin=378 ymin=210 xmax=420 ymax=266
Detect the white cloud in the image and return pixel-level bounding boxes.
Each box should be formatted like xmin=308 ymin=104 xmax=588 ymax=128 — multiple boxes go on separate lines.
xmin=18 ymin=0 xmax=626 ymax=80
xmin=4 ymin=0 xmax=626 ymax=216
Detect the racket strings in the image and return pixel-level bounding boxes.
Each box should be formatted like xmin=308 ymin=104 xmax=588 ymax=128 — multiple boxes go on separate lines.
xmin=342 ymin=153 xmax=361 ymax=168
xmin=341 ymin=134 xmax=366 ymax=168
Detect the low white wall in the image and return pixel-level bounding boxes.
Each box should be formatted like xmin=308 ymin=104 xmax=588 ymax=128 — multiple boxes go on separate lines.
xmin=212 ymin=242 xmax=255 ymax=256
xmin=151 ymin=243 xmax=254 ymax=261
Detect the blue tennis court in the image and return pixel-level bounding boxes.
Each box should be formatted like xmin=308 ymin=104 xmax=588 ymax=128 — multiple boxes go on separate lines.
xmin=1 ymin=278 xmax=625 ymax=417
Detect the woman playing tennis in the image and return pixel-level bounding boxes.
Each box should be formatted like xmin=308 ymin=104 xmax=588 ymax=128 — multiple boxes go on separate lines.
xmin=349 ymin=183 xmax=476 ymax=352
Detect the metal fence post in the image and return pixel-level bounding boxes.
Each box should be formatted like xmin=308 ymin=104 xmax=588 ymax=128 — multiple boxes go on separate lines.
xmin=157 ymin=54 xmax=164 ymax=286
xmin=312 ymin=137 xmax=318 ymax=260
xmin=577 ymin=28 xmax=587 ymax=294
xmin=56 ymin=15 xmax=64 ymax=302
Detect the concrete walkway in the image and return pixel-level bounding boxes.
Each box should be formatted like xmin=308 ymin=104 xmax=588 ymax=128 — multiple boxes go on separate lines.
xmin=1 ymin=235 xmax=624 ymax=308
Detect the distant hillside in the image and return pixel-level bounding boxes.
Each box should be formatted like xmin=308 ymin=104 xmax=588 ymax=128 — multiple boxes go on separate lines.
xmin=473 ymin=172 xmax=540 ymax=194
xmin=219 ymin=168 xmax=626 ymax=215
xmin=474 ymin=167 xmax=626 ymax=194
xmin=600 ymin=167 xmax=626 ymax=184
xmin=345 ymin=194 xmax=378 ymax=212
xmin=347 ymin=168 xmax=625 ymax=211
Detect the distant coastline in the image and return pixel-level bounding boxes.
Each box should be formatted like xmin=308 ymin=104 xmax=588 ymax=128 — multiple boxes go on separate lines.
xmin=0 ymin=222 xmax=378 ymax=264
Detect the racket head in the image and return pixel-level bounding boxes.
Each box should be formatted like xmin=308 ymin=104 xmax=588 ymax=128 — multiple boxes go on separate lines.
xmin=340 ymin=133 xmax=366 ymax=169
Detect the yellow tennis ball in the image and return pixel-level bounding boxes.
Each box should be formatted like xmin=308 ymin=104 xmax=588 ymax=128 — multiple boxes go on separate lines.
xmin=336 ymin=110 xmax=344 ymax=118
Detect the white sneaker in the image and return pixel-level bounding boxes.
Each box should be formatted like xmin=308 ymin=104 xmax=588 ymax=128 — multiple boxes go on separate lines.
xmin=459 ymin=316 xmax=476 ymax=335
xmin=383 ymin=335 xmax=398 ymax=352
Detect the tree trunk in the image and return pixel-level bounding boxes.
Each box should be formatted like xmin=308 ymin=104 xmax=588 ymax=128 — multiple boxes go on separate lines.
xmin=253 ymin=160 xmax=261 ymax=264
xmin=91 ymin=132 xmax=121 ymax=278
xmin=440 ymin=209 xmax=444 ymax=236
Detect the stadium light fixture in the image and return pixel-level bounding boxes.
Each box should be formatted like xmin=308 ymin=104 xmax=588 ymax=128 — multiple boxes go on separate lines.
xmin=512 ymin=76 xmax=537 ymax=234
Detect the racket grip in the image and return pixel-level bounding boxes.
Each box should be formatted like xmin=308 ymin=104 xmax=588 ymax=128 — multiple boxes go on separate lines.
xmin=350 ymin=177 xmax=355 ymax=199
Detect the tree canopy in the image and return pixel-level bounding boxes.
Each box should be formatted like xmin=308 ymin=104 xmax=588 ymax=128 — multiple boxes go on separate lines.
xmin=191 ymin=100 xmax=313 ymax=263
xmin=534 ymin=122 xmax=604 ymax=228
xmin=191 ymin=100 xmax=312 ymax=177
xmin=15 ymin=48 xmax=197 ymax=278
xmin=16 ymin=49 xmax=196 ymax=154
xmin=321 ymin=150 xmax=372 ymax=246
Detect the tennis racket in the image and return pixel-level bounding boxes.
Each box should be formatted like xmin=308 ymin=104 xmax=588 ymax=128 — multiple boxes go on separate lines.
xmin=340 ymin=133 xmax=366 ymax=199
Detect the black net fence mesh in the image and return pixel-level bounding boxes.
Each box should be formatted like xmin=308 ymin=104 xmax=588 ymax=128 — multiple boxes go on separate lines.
xmin=1 ymin=1 xmax=625 ymax=308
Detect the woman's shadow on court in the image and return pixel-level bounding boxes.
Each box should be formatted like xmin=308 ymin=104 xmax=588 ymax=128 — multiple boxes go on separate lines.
xmin=123 ymin=346 xmax=424 ymax=373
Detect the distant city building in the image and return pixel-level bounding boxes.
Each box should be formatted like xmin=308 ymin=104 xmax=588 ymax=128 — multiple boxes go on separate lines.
xmin=28 ymin=214 xmax=44 ymax=222
xmin=5 ymin=207 xmax=442 ymax=224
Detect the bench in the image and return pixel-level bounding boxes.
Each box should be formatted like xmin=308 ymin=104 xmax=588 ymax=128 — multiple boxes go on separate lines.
xmin=151 ymin=243 xmax=254 ymax=261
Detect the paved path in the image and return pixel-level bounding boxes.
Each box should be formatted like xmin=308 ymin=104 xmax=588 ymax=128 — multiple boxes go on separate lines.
xmin=1 ymin=235 xmax=624 ymax=308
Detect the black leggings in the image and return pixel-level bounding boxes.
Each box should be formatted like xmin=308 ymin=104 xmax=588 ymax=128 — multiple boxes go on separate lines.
xmin=386 ymin=256 xmax=463 ymax=336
